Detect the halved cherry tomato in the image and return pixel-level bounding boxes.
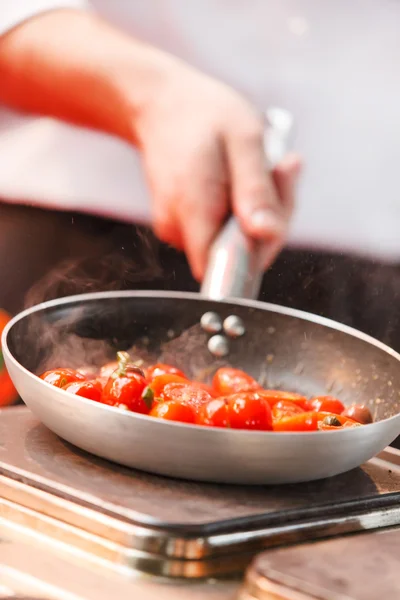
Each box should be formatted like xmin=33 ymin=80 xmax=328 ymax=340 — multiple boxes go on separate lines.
xmin=197 ymin=398 xmax=229 ymax=428
xmin=225 ymin=391 xmax=273 ymax=431
xmin=273 ymin=411 xmax=320 ymax=432
xmin=272 ymin=400 xmax=304 ymax=420
xmin=342 ymin=405 xmax=373 ymax=424
xmin=161 ymin=382 xmax=212 ymax=411
xmin=317 ymin=412 xmax=360 ymax=430
xmin=146 ymin=363 xmax=186 ymax=380
xmin=212 ymin=367 xmax=260 ymax=396
xmin=149 ymin=374 xmax=188 ymax=398
xmin=40 ymin=368 xmax=86 ymax=388
xmin=63 ymin=380 xmax=102 ymax=402
xmin=150 ymin=400 xmax=196 ymax=423
xmin=193 ymin=382 xmax=218 ymax=397
xmin=308 ymin=396 xmax=345 ymax=415
xmin=258 ymin=390 xmax=310 ymax=410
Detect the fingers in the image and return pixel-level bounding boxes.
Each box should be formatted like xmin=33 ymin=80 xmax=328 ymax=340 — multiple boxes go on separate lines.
xmin=225 ymin=119 xmax=283 ymax=239
xmin=272 ymin=153 xmax=302 ymax=216
xmin=257 ymin=153 xmax=302 ymax=269
xmin=179 ymin=177 xmax=228 ymax=281
xmin=225 ymin=115 xmax=301 ymax=238
xmin=147 ymin=139 xmax=229 ymax=281
xmin=225 ymin=114 xmax=301 ymax=268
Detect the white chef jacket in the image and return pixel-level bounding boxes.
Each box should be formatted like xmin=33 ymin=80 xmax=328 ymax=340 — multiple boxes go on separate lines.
xmin=1 ymin=0 xmax=400 ymax=260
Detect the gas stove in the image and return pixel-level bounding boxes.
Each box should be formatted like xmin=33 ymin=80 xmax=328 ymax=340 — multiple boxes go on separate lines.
xmin=1 ymin=406 xmax=400 ymax=599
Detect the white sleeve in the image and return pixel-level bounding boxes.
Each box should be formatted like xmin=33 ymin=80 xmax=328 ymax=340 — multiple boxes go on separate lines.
xmin=0 ymin=1 xmax=92 ymax=35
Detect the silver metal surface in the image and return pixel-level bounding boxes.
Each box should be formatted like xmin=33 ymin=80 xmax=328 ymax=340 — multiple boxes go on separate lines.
xmin=223 ymin=315 xmax=245 ymax=338
xmin=207 ymin=334 xmax=230 ymax=357
xmin=200 ymin=107 xmax=293 ymax=301
xmin=200 ymin=312 xmax=223 ymax=334
xmin=2 ymin=451 xmax=400 ymax=575
xmin=3 ymin=291 xmax=400 ymax=485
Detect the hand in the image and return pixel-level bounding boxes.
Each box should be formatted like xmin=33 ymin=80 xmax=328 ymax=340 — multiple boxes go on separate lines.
xmin=130 ymin=61 xmax=301 ymax=280
xmin=0 ymin=10 xmax=301 ymax=280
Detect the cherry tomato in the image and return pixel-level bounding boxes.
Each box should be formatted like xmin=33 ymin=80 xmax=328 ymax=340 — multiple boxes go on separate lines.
xmin=342 ymin=405 xmax=373 ymax=424
xmin=192 ymin=382 xmax=218 ymax=397
xmin=150 ymin=400 xmax=196 ymax=423
xmin=258 ymin=390 xmax=310 ymax=410
xmin=272 ymin=400 xmax=304 ymax=420
xmin=317 ymin=412 xmax=360 ymax=430
xmin=40 ymin=368 xmax=86 ymax=388
xmin=100 ymin=361 xmax=119 ymax=379
xmin=102 ymin=369 xmax=148 ymax=413
xmin=0 ymin=309 xmax=18 ymax=407
xmin=309 ymin=396 xmax=345 ymax=415
xmin=95 ymin=376 xmax=108 ymax=389
xmin=196 ymin=398 xmax=229 ymax=428
xmin=225 ymin=391 xmax=273 ymax=431
xmin=212 ymin=368 xmax=260 ymax=396
xmin=63 ymin=380 xmax=102 ymax=402
xmin=146 ymin=363 xmax=186 ymax=380
xmin=273 ymin=412 xmax=321 ymax=432
xmin=161 ymin=382 xmax=212 ymax=411
xmin=149 ymin=374 xmax=188 ymax=398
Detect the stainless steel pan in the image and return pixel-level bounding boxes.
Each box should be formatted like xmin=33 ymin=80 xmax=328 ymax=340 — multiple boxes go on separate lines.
xmin=2 ymin=108 xmax=400 ymax=484
xmin=3 ymin=290 xmax=400 ymax=484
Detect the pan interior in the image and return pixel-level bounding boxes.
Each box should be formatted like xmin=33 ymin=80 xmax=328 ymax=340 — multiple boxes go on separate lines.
xmin=6 ymin=293 xmax=400 ymax=421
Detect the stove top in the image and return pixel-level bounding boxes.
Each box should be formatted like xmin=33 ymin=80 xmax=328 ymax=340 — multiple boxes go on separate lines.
xmin=1 ymin=407 xmax=400 ymax=578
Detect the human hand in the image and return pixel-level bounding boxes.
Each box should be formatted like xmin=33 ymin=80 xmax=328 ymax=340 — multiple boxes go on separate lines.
xmin=130 ymin=60 xmax=301 ymax=280
xmin=0 ymin=9 xmax=301 ymax=281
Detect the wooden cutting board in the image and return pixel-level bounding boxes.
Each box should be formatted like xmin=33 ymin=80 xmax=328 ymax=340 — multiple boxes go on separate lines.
xmin=242 ymin=528 xmax=400 ymax=600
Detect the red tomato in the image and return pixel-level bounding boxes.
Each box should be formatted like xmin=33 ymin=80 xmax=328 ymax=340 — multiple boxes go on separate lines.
xmin=309 ymin=396 xmax=345 ymax=415
xmin=102 ymin=370 xmax=148 ymax=413
xmin=192 ymin=382 xmax=218 ymax=397
xmin=212 ymin=368 xmax=260 ymax=396
xmin=150 ymin=400 xmax=196 ymax=423
xmin=95 ymin=376 xmax=108 ymax=389
xmin=0 ymin=309 xmax=18 ymax=407
xmin=149 ymin=374 xmax=188 ymax=398
xmin=273 ymin=412 xmax=320 ymax=432
xmin=161 ymin=382 xmax=212 ymax=411
xmin=272 ymin=400 xmax=304 ymax=420
xmin=40 ymin=368 xmax=86 ymax=388
xmin=196 ymin=398 xmax=229 ymax=428
xmin=63 ymin=380 xmax=102 ymax=402
xmin=258 ymin=390 xmax=310 ymax=410
xmin=100 ymin=361 xmax=119 ymax=379
xmin=146 ymin=363 xmax=186 ymax=380
xmin=225 ymin=392 xmax=273 ymax=431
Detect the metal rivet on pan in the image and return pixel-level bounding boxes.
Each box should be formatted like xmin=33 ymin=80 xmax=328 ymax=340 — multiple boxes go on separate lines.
xmin=208 ymin=334 xmax=229 ymax=357
xmin=223 ymin=315 xmax=245 ymax=338
xmin=200 ymin=311 xmax=223 ymax=334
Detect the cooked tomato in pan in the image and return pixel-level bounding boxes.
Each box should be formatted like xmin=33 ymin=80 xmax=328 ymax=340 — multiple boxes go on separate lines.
xmin=40 ymin=353 xmax=373 ymax=431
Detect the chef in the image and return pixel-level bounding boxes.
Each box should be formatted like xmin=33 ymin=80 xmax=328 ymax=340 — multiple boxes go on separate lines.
xmin=0 ymin=0 xmax=399 ymax=353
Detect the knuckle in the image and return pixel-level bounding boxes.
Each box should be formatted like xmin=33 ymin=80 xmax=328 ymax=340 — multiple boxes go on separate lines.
xmin=229 ymin=111 xmax=264 ymax=145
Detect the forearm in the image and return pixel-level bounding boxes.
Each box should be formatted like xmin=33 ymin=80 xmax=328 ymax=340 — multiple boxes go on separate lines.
xmin=0 ymin=9 xmax=170 ymax=143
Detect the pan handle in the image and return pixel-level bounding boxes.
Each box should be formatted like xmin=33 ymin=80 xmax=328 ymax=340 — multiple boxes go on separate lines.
xmin=200 ymin=107 xmax=294 ymax=301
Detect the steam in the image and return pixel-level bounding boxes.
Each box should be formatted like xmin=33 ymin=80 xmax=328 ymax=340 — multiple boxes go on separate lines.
xmin=18 ymin=225 xmax=164 ymax=375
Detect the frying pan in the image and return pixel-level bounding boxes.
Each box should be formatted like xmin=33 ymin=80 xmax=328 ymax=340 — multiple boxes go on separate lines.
xmin=2 ymin=111 xmax=400 ymax=485
xmin=3 ymin=290 xmax=400 ymax=485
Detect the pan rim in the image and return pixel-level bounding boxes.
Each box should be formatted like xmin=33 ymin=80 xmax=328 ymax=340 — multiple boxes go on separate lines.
xmin=3 ymin=290 xmax=400 ymax=437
